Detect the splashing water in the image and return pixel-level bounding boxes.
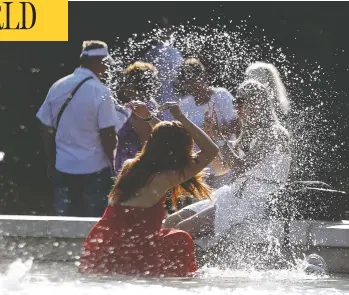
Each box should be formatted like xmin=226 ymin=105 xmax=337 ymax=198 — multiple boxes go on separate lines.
xmin=0 ymin=260 xmax=348 ymax=295
xmin=0 ymin=151 xmax=5 ymax=162
xmin=106 ymin=20 xmax=345 ymax=186
xmin=102 ymin=20 xmax=347 ymax=276
xmin=0 ymin=258 xmax=33 ymax=291
xmin=1 ymin=18 xmax=348 ymax=295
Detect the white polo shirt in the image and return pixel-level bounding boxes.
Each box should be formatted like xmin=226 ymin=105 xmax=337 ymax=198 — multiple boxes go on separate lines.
xmin=36 ymin=68 xmax=119 ymax=174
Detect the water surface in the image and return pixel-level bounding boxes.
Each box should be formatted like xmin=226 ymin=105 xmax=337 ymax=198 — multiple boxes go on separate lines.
xmin=1 ymin=260 xmax=348 ymax=295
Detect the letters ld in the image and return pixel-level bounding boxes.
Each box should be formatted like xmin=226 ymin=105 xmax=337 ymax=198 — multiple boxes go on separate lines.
xmin=0 ymin=2 xmax=36 ymax=30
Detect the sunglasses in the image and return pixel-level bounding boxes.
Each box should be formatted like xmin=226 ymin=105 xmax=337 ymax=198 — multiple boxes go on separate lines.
xmin=233 ymin=96 xmax=245 ymax=107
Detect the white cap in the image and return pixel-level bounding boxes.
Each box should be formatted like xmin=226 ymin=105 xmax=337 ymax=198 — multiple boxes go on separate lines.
xmin=82 ymin=47 xmax=115 ymax=65
xmin=82 ymin=47 xmax=109 ymax=57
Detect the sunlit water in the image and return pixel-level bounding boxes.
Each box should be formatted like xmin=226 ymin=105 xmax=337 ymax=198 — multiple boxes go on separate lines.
xmin=0 ymin=260 xmax=349 ymax=295
xmin=106 ymin=20 xmax=347 ymax=185
xmin=1 ymin=17 xmax=349 ymax=295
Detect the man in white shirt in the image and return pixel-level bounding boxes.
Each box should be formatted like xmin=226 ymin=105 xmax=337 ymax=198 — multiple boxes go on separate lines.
xmin=37 ymin=40 xmax=119 ymax=217
xmin=177 ymin=58 xmax=238 ymax=188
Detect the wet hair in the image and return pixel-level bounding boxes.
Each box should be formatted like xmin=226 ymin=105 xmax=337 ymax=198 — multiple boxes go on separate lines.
xmin=234 ymin=80 xmax=291 ymax=175
xmin=175 ymin=58 xmax=207 ymax=94
xmin=121 ymin=61 xmax=159 ymax=100
xmin=245 ymin=62 xmax=290 ymax=118
xmin=79 ymin=40 xmax=108 ymax=65
xmin=109 ymin=121 xmax=211 ymax=206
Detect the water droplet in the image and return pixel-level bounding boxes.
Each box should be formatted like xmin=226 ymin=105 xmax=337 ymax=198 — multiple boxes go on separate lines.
xmin=0 ymin=152 xmax=5 ymax=162
xmin=18 ymin=242 xmax=26 ymax=248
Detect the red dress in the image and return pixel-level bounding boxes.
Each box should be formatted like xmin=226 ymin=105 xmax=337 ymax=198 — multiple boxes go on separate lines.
xmin=79 ymin=196 xmax=198 ymax=277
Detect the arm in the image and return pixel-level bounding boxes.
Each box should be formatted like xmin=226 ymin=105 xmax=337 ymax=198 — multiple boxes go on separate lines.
xmin=40 ymin=123 xmax=56 ymax=178
xmin=202 ymin=111 xmax=231 ymax=175
xmin=99 ymin=127 xmax=118 ymax=165
xmin=204 ymin=107 xmax=265 ymax=178
xmin=212 ymin=89 xmax=238 ymax=140
xmin=129 ymin=102 xmax=219 ymax=188
xmin=129 ymin=100 xmax=219 ymax=185
xmin=164 ymin=103 xmax=219 ymax=186
xmin=36 ymin=92 xmax=56 ymax=179
xmin=210 ymin=151 xmax=231 ymax=176
xmin=97 ymin=89 xmax=119 ymax=167
xmin=215 ymin=134 xmax=265 ymax=179
xmin=148 ymin=116 xmax=161 ymax=128
xmin=126 ymin=100 xmax=161 ymax=128
xmin=221 ymin=130 xmax=287 ymax=179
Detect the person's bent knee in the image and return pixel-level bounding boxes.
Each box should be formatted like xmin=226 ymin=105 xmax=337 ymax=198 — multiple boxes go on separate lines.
xmin=163 ymin=213 xmax=182 ymax=229
xmin=163 ymin=209 xmax=197 ymax=229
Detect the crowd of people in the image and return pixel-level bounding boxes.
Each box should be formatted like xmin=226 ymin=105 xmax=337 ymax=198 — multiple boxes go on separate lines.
xmin=36 ymin=34 xmax=292 ymax=277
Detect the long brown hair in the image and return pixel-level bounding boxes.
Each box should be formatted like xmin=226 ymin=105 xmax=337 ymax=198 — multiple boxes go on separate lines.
xmin=109 ymin=121 xmax=211 ymax=206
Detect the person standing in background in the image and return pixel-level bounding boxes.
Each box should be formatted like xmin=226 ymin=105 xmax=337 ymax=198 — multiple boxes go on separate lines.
xmin=36 ymin=40 xmax=118 ymax=217
xmin=177 ymin=58 xmax=238 ymax=189
xmin=144 ymin=16 xmax=184 ymax=120
xmin=114 ymin=61 xmax=163 ymax=176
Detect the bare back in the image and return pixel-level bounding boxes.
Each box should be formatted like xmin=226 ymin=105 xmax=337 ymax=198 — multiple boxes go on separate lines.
xmin=117 ymin=153 xmax=210 ymax=208
xmin=117 ymin=172 xmax=170 ymax=208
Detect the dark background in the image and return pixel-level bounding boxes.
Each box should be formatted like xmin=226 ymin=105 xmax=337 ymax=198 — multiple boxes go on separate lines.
xmin=0 ymin=2 xmax=348 ymax=215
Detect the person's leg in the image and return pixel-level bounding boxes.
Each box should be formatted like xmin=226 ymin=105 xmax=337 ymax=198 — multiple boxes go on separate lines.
xmin=69 ymin=175 xmax=85 ymax=217
xmin=52 ymin=170 xmax=77 ymax=216
xmin=175 ymin=205 xmax=216 ymax=240
xmin=163 ymin=199 xmax=212 ymax=228
xmin=82 ymin=167 xmax=113 ymax=217
xmin=163 ymin=208 xmax=197 ymax=229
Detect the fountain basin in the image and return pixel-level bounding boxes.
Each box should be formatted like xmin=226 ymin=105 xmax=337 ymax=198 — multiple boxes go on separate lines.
xmin=0 ymin=215 xmax=348 ymax=273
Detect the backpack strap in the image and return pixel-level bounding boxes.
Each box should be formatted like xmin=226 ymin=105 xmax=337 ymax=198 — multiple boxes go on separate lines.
xmin=55 ymin=76 xmax=93 ymax=130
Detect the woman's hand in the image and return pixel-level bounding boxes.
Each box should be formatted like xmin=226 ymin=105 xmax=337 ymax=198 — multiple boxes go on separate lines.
xmin=159 ymin=102 xmax=183 ymax=119
xmin=126 ymin=100 xmax=151 ymax=119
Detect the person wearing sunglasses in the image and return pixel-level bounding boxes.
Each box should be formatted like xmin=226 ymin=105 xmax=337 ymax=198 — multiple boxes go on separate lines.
xmin=164 ymin=73 xmax=291 ymax=251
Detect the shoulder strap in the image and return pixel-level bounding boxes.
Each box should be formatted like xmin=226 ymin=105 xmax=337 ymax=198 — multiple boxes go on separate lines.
xmin=55 ymin=76 xmax=93 ymax=130
xmin=115 ymin=104 xmax=129 ymax=117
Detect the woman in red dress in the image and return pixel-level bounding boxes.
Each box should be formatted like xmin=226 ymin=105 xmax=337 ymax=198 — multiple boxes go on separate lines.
xmin=79 ymin=101 xmax=219 ymax=277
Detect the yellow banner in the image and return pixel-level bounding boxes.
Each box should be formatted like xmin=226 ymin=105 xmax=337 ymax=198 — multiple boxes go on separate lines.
xmin=0 ymin=0 xmax=68 ymax=41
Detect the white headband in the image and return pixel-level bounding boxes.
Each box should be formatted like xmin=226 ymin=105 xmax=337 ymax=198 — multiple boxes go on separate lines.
xmin=82 ymin=47 xmax=109 ymax=57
